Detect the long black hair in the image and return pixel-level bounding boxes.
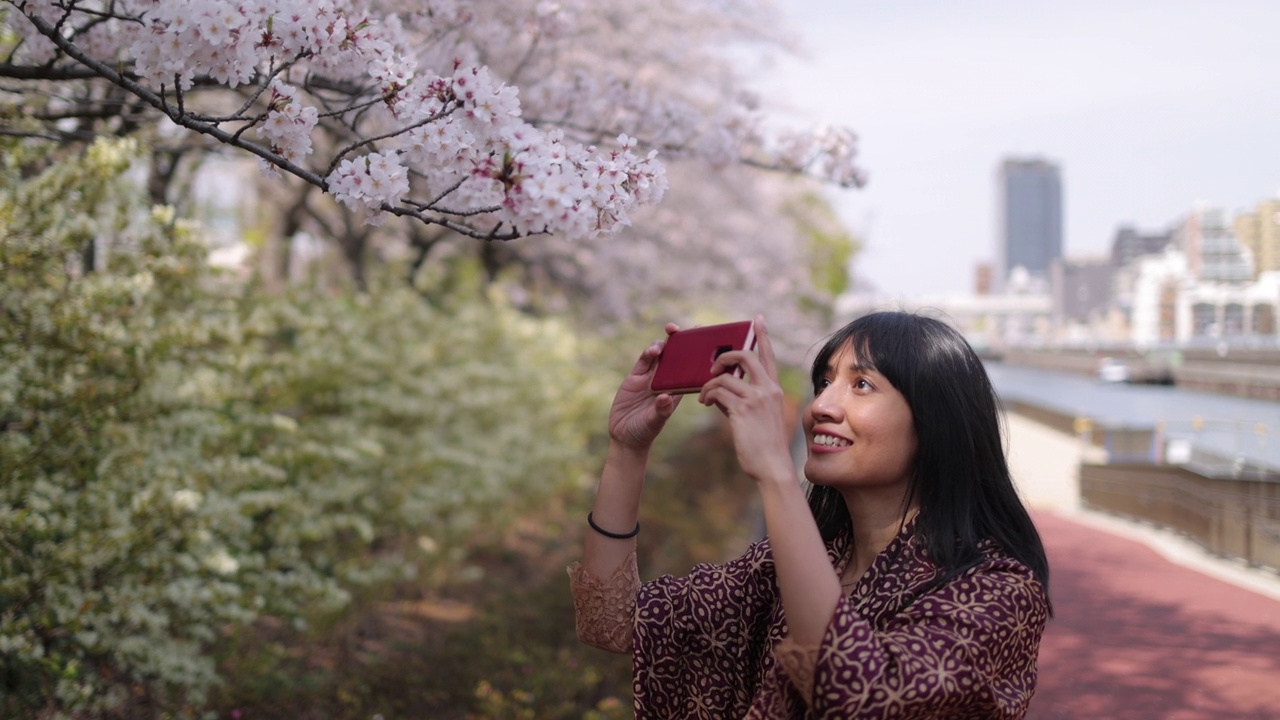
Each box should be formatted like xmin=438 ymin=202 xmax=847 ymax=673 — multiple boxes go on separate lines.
xmin=806 ymin=311 xmax=1051 ymax=604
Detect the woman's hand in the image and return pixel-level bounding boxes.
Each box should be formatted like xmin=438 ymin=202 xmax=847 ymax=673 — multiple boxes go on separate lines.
xmin=608 ymin=324 xmax=683 ymax=450
xmin=698 ymin=315 xmax=794 ymax=483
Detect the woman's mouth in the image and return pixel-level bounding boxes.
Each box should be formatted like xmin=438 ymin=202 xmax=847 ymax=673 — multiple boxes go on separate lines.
xmin=813 ymin=433 xmax=851 ymax=449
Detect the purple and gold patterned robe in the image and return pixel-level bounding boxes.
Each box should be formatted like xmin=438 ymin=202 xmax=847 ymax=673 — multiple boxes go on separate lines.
xmin=569 ymin=521 xmax=1048 ymax=719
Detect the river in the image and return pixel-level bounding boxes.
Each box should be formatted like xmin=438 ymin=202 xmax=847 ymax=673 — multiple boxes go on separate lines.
xmin=986 ymin=362 xmax=1280 ymax=473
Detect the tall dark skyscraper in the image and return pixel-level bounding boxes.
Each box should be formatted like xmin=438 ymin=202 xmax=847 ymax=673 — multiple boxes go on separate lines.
xmin=997 ymin=158 xmax=1062 ymax=293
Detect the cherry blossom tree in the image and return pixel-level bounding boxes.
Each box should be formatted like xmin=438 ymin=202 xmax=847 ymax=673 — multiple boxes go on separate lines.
xmin=1 ymin=0 xmax=862 ymax=242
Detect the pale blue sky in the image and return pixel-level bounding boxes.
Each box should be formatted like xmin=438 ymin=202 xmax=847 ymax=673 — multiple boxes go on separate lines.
xmin=756 ymin=1 xmax=1280 ymax=296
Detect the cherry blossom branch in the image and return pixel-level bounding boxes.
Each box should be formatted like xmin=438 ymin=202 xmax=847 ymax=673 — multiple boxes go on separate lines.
xmin=0 ymin=63 xmax=103 ymax=81
xmin=17 ymin=11 xmax=329 ymax=187
xmin=324 ymin=103 xmax=455 ymax=176
xmin=4 ymin=0 xmax=861 ymax=243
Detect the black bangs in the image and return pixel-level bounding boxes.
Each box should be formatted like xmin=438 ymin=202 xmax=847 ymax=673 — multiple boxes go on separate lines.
xmin=810 ymin=325 xmax=856 ymax=392
xmin=809 ymin=313 xmax=915 ymax=396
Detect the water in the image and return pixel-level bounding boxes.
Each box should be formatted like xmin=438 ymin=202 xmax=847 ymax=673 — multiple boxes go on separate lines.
xmin=985 ymin=362 xmax=1280 ymax=473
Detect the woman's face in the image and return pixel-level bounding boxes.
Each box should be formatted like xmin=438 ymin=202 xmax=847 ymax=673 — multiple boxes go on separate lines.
xmin=802 ymin=341 xmax=917 ymax=490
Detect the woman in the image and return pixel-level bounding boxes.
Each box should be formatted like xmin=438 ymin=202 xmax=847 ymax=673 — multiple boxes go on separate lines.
xmin=569 ymin=312 xmax=1051 ymax=719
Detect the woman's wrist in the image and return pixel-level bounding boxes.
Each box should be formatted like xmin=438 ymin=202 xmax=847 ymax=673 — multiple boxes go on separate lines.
xmin=608 ymin=438 xmax=651 ymax=459
xmin=753 ymin=464 xmax=803 ymax=495
xmin=594 ymin=442 xmax=650 ymax=504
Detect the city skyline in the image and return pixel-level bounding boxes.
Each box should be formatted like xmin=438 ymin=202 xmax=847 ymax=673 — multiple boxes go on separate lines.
xmin=757 ymin=1 xmax=1280 ymax=297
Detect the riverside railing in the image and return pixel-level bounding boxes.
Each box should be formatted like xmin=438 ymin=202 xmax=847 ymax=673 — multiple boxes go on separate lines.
xmin=1079 ymin=462 xmax=1280 ymax=573
xmin=1003 ymin=398 xmax=1280 ymax=573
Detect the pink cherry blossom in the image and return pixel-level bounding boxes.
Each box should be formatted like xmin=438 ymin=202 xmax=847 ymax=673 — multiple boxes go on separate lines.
xmin=3 ymin=0 xmax=862 ymax=242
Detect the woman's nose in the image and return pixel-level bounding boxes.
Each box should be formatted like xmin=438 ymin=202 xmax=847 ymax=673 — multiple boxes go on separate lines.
xmin=808 ymin=387 xmax=842 ymax=422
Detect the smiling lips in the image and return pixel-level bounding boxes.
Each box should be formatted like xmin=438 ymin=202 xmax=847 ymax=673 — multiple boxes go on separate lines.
xmin=812 ymin=433 xmax=851 ymax=449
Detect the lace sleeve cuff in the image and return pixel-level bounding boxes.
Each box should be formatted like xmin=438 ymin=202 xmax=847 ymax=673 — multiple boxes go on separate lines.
xmin=566 ymin=552 xmax=641 ymax=654
xmin=775 ymin=634 xmax=820 ymax=705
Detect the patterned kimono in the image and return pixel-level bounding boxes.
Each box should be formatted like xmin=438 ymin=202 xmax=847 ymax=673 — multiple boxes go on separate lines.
xmin=569 ymin=521 xmax=1048 ymax=719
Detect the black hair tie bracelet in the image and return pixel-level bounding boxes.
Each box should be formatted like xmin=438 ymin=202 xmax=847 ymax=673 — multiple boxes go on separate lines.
xmin=587 ymin=512 xmax=640 ymax=539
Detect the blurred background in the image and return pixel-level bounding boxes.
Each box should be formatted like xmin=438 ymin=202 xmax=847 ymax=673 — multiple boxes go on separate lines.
xmin=2 ymin=1 xmax=1277 ymax=719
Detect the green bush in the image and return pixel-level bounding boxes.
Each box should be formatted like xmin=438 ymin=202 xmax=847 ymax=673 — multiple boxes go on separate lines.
xmin=0 ymin=138 xmax=610 ymax=718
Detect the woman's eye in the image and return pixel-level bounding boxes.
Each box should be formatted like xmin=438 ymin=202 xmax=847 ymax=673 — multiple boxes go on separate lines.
xmin=854 ymin=378 xmax=872 ymax=390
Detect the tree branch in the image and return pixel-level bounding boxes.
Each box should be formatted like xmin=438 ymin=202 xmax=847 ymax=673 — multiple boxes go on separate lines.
xmin=325 ymin=103 xmax=457 ymax=176
xmin=19 ymin=12 xmax=330 ymax=189
xmin=0 ymin=62 xmax=104 ymax=81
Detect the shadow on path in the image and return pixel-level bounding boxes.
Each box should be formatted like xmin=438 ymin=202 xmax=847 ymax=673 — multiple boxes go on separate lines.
xmin=1028 ymin=512 xmax=1280 ymax=719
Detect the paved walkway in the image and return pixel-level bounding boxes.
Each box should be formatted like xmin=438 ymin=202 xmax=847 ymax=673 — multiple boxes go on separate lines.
xmin=1005 ymin=412 xmax=1280 ymax=719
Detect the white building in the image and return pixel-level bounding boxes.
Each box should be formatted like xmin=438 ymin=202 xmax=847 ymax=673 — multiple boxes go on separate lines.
xmin=1124 ymin=249 xmax=1190 ymax=347
xmin=835 ymin=287 xmax=1052 ymax=351
xmin=1123 ymin=249 xmax=1279 ymax=346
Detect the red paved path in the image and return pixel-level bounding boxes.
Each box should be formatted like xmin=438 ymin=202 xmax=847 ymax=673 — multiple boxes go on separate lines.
xmin=1028 ymin=511 xmax=1280 ymax=720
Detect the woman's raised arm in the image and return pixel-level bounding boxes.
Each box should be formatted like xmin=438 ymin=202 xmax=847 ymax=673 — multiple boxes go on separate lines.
xmin=581 ymin=327 xmax=682 ymax=579
xmin=570 ymin=327 xmax=686 ymax=653
xmin=698 ymin=316 xmax=844 ymax=646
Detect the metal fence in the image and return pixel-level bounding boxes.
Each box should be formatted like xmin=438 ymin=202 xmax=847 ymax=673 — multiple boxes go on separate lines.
xmin=1079 ymin=463 xmax=1280 ymax=573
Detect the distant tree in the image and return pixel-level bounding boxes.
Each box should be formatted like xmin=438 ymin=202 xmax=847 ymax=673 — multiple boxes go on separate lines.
xmin=481 ymin=165 xmax=861 ymax=364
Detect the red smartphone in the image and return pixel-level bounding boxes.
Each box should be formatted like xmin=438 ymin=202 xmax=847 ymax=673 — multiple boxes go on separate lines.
xmin=649 ymin=321 xmax=757 ymax=395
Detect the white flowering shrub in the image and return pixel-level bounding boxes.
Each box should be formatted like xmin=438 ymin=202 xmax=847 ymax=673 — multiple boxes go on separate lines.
xmin=0 ymin=137 xmax=609 ymax=717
